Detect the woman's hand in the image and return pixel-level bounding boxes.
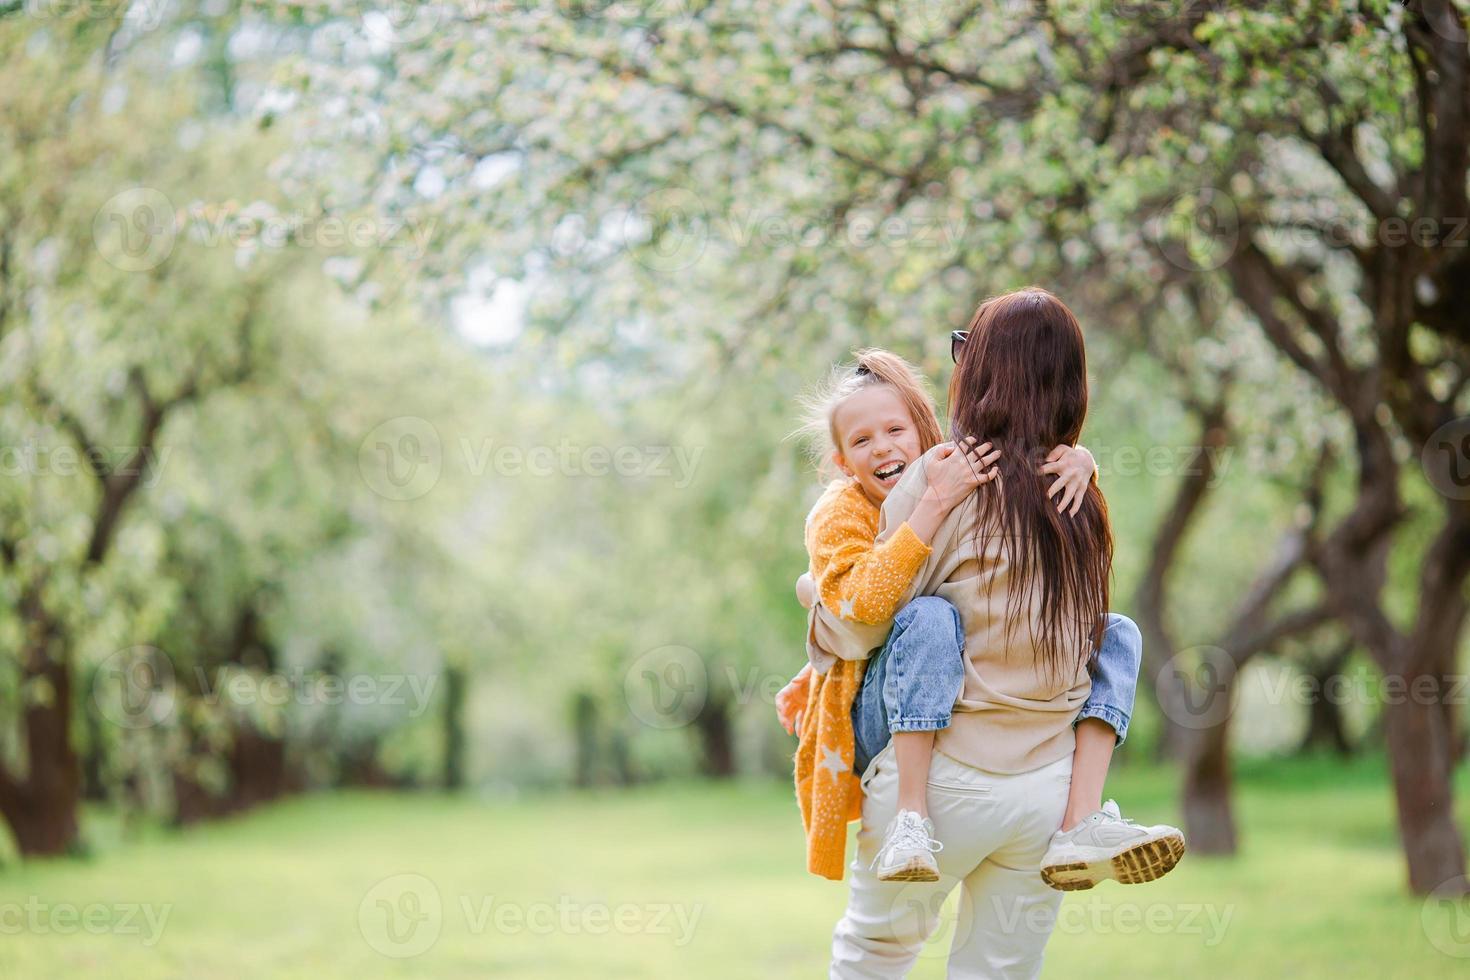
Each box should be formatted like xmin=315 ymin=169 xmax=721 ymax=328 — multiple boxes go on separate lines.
xmin=926 ymin=437 xmax=1001 ymax=511
xmin=906 ymin=437 xmax=1000 ymax=545
xmin=776 ymin=664 xmax=813 ymax=735
xmin=1040 ymin=444 xmax=1096 ymax=517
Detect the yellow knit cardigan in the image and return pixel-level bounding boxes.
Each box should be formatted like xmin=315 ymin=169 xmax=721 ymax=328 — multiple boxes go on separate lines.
xmin=794 ymin=480 xmax=932 ymax=880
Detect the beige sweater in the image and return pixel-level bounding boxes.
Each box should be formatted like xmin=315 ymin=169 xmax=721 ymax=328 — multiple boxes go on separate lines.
xmin=809 ymin=445 xmax=1093 ymax=774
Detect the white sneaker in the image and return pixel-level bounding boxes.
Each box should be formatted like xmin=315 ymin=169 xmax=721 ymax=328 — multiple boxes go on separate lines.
xmin=1039 ymin=800 xmax=1185 ymax=891
xmin=872 ymin=809 xmax=943 ymax=882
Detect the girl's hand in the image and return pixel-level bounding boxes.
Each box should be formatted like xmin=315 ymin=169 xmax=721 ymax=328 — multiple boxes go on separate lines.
xmin=1041 ymin=444 xmax=1096 ymax=517
xmin=776 ymin=665 xmax=813 ymax=735
xmin=925 ymin=437 xmax=1001 ymax=511
xmin=795 ymin=572 xmax=816 ymax=610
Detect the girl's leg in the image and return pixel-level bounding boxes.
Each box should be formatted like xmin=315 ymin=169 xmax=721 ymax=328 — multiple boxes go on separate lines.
xmin=892 ymin=732 xmax=935 ymax=817
xmin=1041 ymin=613 xmax=1183 ymax=892
xmin=1062 ymin=613 xmax=1141 ymax=829
xmin=1064 ymin=718 xmax=1117 ymax=831
xmin=850 ymin=596 xmax=966 ymax=819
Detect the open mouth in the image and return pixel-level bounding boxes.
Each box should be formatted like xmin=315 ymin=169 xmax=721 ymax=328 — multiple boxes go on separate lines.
xmin=873 ymin=460 xmax=906 ymax=484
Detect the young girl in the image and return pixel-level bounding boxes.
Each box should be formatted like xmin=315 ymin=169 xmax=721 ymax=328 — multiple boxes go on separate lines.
xmin=779 ymin=348 xmax=1182 ymax=889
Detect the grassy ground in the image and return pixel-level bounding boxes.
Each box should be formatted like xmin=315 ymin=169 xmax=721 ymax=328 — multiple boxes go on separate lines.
xmin=0 ymin=753 xmax=1467 ymax=978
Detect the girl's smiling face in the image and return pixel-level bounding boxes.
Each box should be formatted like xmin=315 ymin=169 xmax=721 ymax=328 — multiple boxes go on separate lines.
xmin=831 ymin=384 xmax=924 ymax=506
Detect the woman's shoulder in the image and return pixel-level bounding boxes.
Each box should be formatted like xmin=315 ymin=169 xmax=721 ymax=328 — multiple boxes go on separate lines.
xmin=882 ymin=445 xmax=941 ymax=511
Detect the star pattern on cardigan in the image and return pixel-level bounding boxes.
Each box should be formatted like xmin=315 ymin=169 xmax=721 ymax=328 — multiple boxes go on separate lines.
xmin=818 ymin=743 xmax=849 ymax=778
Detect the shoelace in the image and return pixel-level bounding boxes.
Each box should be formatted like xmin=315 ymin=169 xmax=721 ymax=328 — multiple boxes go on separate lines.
xmin=870 ymin=815 xmax=944 ymax=870
xmin=1097 ymin=803 xmax=1143 ymax=828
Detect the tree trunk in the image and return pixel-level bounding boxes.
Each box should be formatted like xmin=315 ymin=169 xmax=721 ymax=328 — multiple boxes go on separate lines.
xmin=1300 ymin=688 xmax=1354 ymax=756
xmin=0 ymin=648 xmax=81 ymax=856
xmin=1298 ymin=644 xmax=1355 ymax=756
xmin=1324 ymin=498 xmax=1470 ymax=895
xmin=695 ymin=695 xmax=736 ymax=778
xmin=338 ymin=736 xmax=396 ymax=789
xmin=1180 ymin=714 xmax=1236 ymax=854
xmin=572 ymin=690 xmax=598 ymax=788
xmin=442 ymin=663 xmax=466 ymax=791
xmin=81 ymin=682 xmax=109 ymax=802
xmin=1383 ymin=689 xmax=1469 ymax=895
xmin=228 ymin=725 xmax=288 ymax=809
xmin=609 ymin=725 xmax=637 ymax=786
xmin=1437 ymin=671 xmax=1465 ymax=778
xmin=1134 ymin=394 xmax=1231 ymax=763
xmin=169 ymin=602 xmax=295 ymax=823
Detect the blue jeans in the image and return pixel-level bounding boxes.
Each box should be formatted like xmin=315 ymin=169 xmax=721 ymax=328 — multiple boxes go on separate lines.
xmin=850 ymin=599 xmax=1142 ymax=777
xmin=1075 ymin=613 xmax=1143 ymax=745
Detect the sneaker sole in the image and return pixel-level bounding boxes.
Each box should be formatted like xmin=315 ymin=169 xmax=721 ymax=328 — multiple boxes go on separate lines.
xmin=877 ymin=857 xmax=941 ymax=882
xmin=1039 ymin=833 xmax=1186 ymax=892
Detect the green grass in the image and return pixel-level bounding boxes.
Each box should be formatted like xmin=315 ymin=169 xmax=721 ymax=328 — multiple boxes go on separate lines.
xmin=0 ymin=754 xmax=1468 ymax=978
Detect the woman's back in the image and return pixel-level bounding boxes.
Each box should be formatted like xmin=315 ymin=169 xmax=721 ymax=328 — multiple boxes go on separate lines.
xmin=878 ymin=445 xmax=1094 ymax=774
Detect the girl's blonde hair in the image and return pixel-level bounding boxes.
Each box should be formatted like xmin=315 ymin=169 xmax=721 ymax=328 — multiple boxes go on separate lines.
xmin=796 ymin=348 xmax=944 ymax=481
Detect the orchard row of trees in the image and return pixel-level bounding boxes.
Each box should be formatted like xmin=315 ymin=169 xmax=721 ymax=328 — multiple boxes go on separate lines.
xmin=0 ymin=4 xmax=499 ymax=855
xmin=276 ymin=0 xmax=1470 ymax=896
xmin=0 ymin=1 xmax=810 ymax=861
xmin=1 ymin=1 xmax=1466 ymax=902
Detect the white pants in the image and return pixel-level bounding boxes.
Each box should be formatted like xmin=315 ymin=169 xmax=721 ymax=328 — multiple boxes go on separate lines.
xmin=830 ymin=742 xmax=1072 ymax=979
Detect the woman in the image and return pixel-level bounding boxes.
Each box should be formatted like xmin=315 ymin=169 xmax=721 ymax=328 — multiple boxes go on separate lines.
xmin=826 ymin=288 xmax=1162 ymax=978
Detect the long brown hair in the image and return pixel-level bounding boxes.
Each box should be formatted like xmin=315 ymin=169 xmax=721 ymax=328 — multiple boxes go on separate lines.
xmin=948 ymin=287 xmax=1112 ymax=679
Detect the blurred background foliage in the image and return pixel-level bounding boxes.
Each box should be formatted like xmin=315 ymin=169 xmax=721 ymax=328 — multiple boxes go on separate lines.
xmin=0 ymin=0 xmax=1466 ymax=918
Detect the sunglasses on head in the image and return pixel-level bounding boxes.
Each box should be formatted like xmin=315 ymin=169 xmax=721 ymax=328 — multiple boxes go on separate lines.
xmin=950 ymin=330 xmax=969 ymax=364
